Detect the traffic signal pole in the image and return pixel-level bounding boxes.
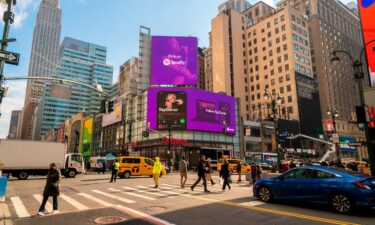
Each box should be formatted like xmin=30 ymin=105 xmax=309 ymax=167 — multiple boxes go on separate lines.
xmin=0 ymin=0 xmax=16 ymax=107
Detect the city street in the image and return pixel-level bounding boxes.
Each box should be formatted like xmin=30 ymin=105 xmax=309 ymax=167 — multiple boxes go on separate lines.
xmin=1 ymin=172 xmax=374 ymax=225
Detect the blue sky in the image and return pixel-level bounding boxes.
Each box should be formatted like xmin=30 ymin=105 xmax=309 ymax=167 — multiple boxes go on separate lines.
xmin=0 ymin=0 xmax=355 ymax=138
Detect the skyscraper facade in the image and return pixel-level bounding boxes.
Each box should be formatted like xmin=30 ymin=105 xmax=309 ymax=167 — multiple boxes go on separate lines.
xmin=21 ymin=0 xmax=61 ymax=140
xmin=7 ymin=110 xmax=22 ymax=139
xmin=277 ymin=0 xmax=367 ymax=158
xmin=32 ymin=37 xmax=113 ymax=140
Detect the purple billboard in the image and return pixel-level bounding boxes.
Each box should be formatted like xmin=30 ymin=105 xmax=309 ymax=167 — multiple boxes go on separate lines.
xmin=147 ymin=88 xmax=236 ymax=134
xmin=151 ymin=36 xmax=198 ymax=85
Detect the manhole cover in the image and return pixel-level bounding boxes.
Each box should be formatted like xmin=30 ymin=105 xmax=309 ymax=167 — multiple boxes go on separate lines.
xmin=144 ymin=206 xmax=166 ymax=213
xmin=95 ymin=216 xmax=127 ymax=224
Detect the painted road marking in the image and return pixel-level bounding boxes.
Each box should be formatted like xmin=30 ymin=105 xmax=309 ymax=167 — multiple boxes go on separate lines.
xmin=10 ymin=196 xmax=30 ymax=218
xmin=115 ymin=205 xmax=175 ymax=225
xmin=77 ymin=193 xmax=113 ymax=207
xmin=60 ymin=194 xmax=88 ymax=210
xmin=33 ymin=194 xmax=53 ymax=213
xmin=123 ymin=187 xmax=174 ymax=198
xmin=108 ymin=188 xmax=156 ymax=201
xmin=91 ymin=189 xmax=135 ymax=204
xmin=239 ymin=201 xmax=265 ymax=206
xmin=137 ymin=186 xmax=184 ymax=196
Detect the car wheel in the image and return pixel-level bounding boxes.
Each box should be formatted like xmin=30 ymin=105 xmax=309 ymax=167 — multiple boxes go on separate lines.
xmin=331 ymin=193 xmax=353 ymax=214
xmin=67 ymin=170 xmax=77 ymax=178
xmin=18 ymin=171 xmax=29 ymax=180
xmin=124 ymin=171 xmax=131 ymax=179
xmin=258 ymin=186 xmax=273 ymax=202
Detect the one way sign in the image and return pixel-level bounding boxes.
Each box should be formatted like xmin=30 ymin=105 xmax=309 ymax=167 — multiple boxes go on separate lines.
xmin=0 ymin=50 xmax=20 ymax=65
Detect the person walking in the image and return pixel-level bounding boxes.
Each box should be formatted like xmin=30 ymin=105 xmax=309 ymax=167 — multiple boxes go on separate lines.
xmin=153 ymin=157 xmax=162 ymax=188
xmin=250 ymin=163 xmax=258 ymax=184
xmin=37 ymin=163 xmax=61 ymax=216
xmin=179 ymin=156 xmax=188 ymax=188
xmin=236 ymin=161 xmax=242 ymax=182
xmin=206 ymin=158 xmax=215 ymax=185
xmin=220 ymin=160 xmax=231 ymax=191
xmin=191 ymin=155 xmax=209 ymax=192
xmin=102 ymin=161 xmax=107 ymax=174
xmin=110 ymin=160 xmax=120 ymax=182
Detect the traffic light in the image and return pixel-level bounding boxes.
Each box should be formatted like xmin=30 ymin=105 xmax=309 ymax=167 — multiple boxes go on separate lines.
xmin=108 ymin=101 xmax=114 ymax=113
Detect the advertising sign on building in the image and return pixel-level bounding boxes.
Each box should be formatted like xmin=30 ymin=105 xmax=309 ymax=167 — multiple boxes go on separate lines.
xmin=151 ymin=36 xmax=198 ymax=85
xmin=102 ymin=101 xmax=122 ymax=127
xmin=358 ymin=0 xmax=375 ymax=86
xmin=364 ymin=87 xmax=375 ymax=128
xmin=147 ymin=88 xmax=236 ymax=134
xmin=82 ymin=118 xmax=93 ymax=156
xmin=325 ymin=119 xmax=334 ymax=132
xmin=58 ymin=124 xmax=65 ymax=143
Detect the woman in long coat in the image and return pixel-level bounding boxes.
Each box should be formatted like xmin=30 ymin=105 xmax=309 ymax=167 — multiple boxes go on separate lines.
xmin=38 ymin=163 xmax=61 ymax=215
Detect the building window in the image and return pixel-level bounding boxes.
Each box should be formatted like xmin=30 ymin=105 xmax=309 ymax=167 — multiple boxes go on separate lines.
xmin=275 ymin=28 xmax=279 ymax=34
xmin=288 ymin=96 xmax=292 ymax=103
xmin=288 ymin=106 xmax=293 ymax=114
xmin=282 ymin=34 xmax=287 ymax=41
xmin=271 ymin=79 xmax=275 ymax=85
xmin=284 ymin=54 xmax=288 ymax=61
xmin=287 ymin=85 xmax=291 ymax=92
xmin=283 ymin=44 xmax=287 ymax=50
xmin=285 ymin=64 xmax=289 ymax=71
xmin=277 ymin=47 xmax=281 ymax=53
xmin=279 ymin=77 xmax=284 ymax=83
xmin=261 ymin=28 xmax=265 ymax=33
xmin=269 ymin=50 xmax=273 ymax=56
xmin=268 ymin=32 xmax=271 ymax=38
xmin=270 ymin=60 xmax=274 ymax=66
xmin=286 ymin=74 xmax=290 ymax=81
xmin=276 ymin=37 xmax=280 ymax=44
xmin=267 ymin=22 xmax=271 ymax=28
xmin=268 ymin=40 xmax=272 ymax=47
xmin=281 ymin=15 xmax=285 ymax=21
xmin=271 ymin=69 xmax=274 ymax=75
xmin=280 ymin=86 xmax=284 ymax=93
xmin=274 ymin=18 xmax=278 ymax=25
xmin=292 ymin=15 xmax=296 ymax=22
xmin=278 ymin=66 xmax=282 ymax=73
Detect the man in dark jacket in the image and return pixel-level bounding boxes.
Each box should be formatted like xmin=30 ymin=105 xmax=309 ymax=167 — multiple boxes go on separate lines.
xmin=38 ymin=163 xmax=61 ymax=216
xmin=191 ymin=155 xmax=209 ymax=192
xmin=220 ymin=160 xmax=231 ymax=191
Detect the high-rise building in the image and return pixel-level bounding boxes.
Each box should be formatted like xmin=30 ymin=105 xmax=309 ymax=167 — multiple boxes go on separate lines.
xmin=203 ymin=46 xmax=213 ymax=92
xmin=218 ymin=0 xmax=251 ymax=13
xmin=118 ymin=57 xmax=139 ymax=98
xmin=198 ymin=47 xmax=206 ymax=90
xmin=210 ymin=1 xmax=322 ymax=148
xmin=7 ymin=110 xmax=22 ymax=139
xmin=21 ymin=0 xmax=61 ymax=140
xmin=277 ymin=0 xmax=367 ymax=158
xmin=32 ymin=37 xmax=113 ymax=140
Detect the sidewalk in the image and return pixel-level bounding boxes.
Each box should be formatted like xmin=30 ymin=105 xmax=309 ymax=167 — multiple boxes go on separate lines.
xmin=0 ymin=199 xmax=12 ymax=225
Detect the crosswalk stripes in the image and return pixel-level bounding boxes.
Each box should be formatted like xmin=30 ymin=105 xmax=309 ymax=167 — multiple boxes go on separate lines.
xmin=77 ymin=193 xmax=113 ymax=207
xmin=239 ymin=201 xmax=265 ymax=206
xmin=91 ymin=189 xmax=135 ymax=204
xmin=108 ymin=188 xmax=156 ymax=201
xmin=60 ymin=194 xmax=88 ymax=210
xmin=123 ymin=187 xmax=175 ymax=198
xmin=10 ymin=196 xmax=30 ymax=218
xmin=33 ymin=194 xmax=53 ymax=213
xmin=137 ymin=185 xmax=184 ymax=196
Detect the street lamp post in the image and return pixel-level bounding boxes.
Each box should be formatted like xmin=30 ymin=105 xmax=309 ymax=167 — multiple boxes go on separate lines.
xmin=263 ymin=88 xmax=283 ymax=169
xmin=327 ymin=108 xmax=340 ymax=158
xmin=329 ymin=39 xmax=375 ymax=175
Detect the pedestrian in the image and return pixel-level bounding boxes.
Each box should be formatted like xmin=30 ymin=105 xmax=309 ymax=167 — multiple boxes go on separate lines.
xmin=168 ymin=158 xmax=173 ymax=172
xmin=37 ymin=163 xmax=61 ymax=216
xmin=256 ymin=164 xmax=262 ymax=181
xmin=96 ymin=162 xmax=102 ymax=174
xmin=250 ymin=163 xmax=258 ymax=184
xmin=289 ymin=159 xmax=296 ymax=169
xmin=153 ymin=157 xmax=162 ymax=188
xmin=206 ymin=158 xmax=215 ymax=185
xmin=236 ymin=161 xmax=242 ymax=182
xmin=179 ymin=156 xmax=188 ymax=188
xmin=333 ymin=158 xmax=345 ymax=168
xmin=191 ymin=155 xmax=210 ymax=192
xmin=102 ymin=161 xmax=107 ymax=174
xmin=220 ymin=160 xmax=231 ymax=191
xmin=109 ymin=159 xmax=119 ymax=182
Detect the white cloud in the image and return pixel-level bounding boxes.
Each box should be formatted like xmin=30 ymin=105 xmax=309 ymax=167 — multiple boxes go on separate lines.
xmin=0 ymin=80 xmax=26 ymax=139
xmin=0 ymin=0 xmax=38 ymax=29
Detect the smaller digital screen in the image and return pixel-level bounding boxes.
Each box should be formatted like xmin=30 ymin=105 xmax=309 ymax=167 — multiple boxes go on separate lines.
xmin=157 ymin=91 xmax=187 ymax=130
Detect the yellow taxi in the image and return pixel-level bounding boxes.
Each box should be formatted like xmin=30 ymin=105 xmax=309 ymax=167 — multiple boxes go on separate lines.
xmin=117 ymin=156 xmax=167 ymax=179
xmin=217 ymin=158 xmax=251 ymax=173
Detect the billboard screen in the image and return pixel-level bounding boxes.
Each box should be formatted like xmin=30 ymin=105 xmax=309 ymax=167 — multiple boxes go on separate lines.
xmin=147 ymin=88 xmax=236 ymax=134
xmin=358 ymin=0 xmax=375 ymax=86
xmin=151 ymin=36 xmax=198 ymax=85
xmin=82 ymin=117 xmax=93 ymax=156
xmin=102 ymin=101 xmax=122 ymax=127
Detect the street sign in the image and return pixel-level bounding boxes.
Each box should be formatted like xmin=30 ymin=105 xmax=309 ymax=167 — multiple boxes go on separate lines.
xmin=348 ymin=142 xmax=365 ymax=147
xmin=0 ymin=50 xmax=19 ymax=65
xmin=332 ymin=133 xmax=339 ymax=143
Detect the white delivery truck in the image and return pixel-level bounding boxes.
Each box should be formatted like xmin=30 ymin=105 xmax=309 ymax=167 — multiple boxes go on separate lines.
xmin=0 ymin=139 xmax=85 ymax=180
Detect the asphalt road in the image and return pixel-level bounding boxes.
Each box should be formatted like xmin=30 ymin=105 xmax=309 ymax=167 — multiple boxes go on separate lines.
xmin=1 ymin=172 xmax=374 ymax=225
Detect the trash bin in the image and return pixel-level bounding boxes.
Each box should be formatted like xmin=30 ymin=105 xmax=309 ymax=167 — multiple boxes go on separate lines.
xmin=245 ymin=171 xmax=251 ymax=181
xmin=0 ymin=176 xmax=7 ymax=197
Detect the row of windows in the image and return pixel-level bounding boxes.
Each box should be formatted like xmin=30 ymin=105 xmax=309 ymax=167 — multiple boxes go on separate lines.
xmin=292 ymin=33 xmax=308 ymax=46
xmin=293 ymin=43 xmax=310 ymax=56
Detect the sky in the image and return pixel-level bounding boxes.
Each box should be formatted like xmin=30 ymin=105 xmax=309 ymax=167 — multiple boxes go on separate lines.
xmin=0 ymin=0 xmax=356 ymax=138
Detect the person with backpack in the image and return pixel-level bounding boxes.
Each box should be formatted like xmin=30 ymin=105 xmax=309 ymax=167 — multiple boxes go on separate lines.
xmin=37 ymin=163 xmax=61 ymax=216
